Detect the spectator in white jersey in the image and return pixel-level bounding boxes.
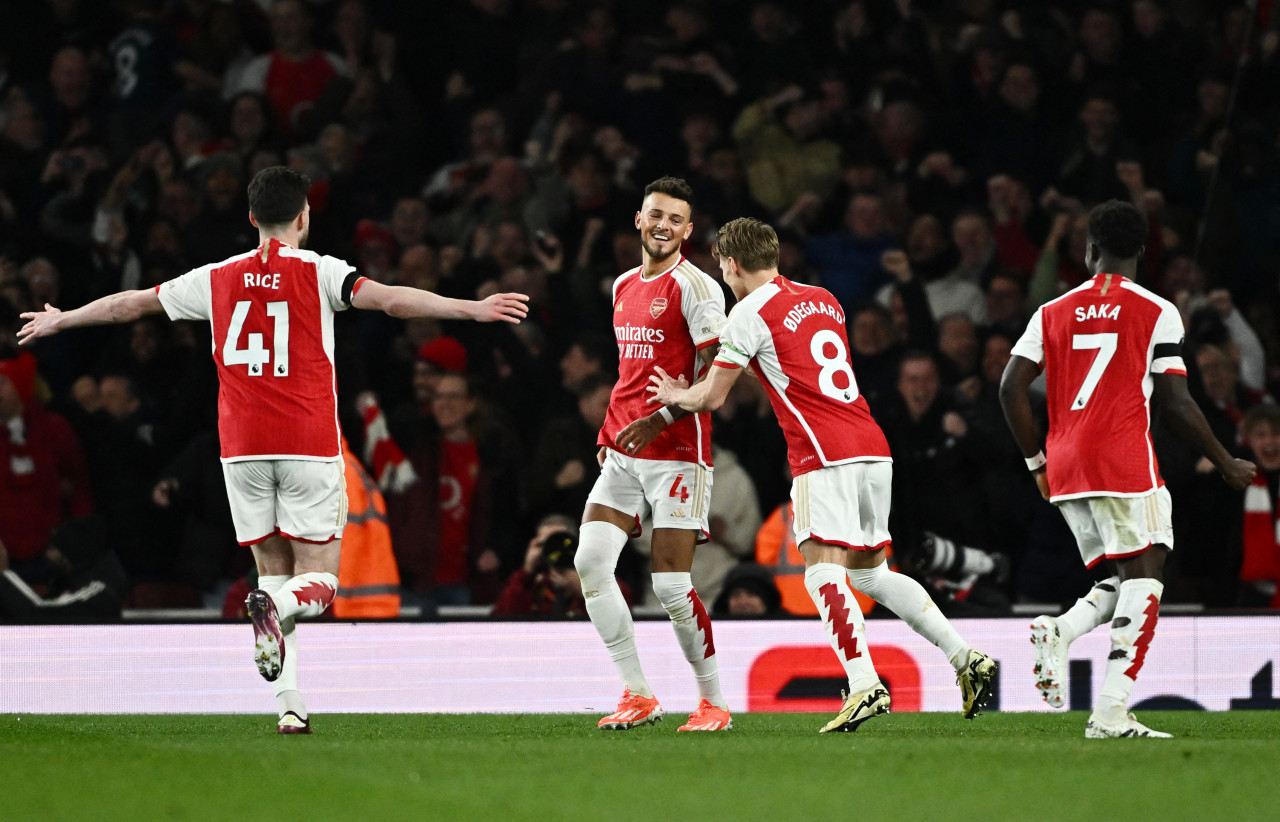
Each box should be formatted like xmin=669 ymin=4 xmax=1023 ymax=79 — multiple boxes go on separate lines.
xmin=17 ymin=166 xmax=529 ymax=734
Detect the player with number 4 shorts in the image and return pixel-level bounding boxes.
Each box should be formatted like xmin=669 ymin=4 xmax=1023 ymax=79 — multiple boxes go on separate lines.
xmin=578 ymin=177 xmax=733 ymax=733
xmin=1001 ymin=199 xmax=1255 ymax=738
xmin=17 ymin=166 xmax=529 ymax=734
xmin=649 ymin=217 xmax=996 ymax=733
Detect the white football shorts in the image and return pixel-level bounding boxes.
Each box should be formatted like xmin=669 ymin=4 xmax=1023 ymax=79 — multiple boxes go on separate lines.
xmin=222 ymin=458 xmax=348 ymax=545
xmin=1056 ymin=486 xmax=1174 ymax=569
xmin=791 ymin=461 xmax=893 ymax=551
xmin=586 ymin=448 xmax=711 ymax=540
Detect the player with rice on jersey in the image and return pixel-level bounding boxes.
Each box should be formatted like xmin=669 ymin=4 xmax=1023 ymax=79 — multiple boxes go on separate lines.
xmin=648 ymin=217 xmax=996 ymax=733
xmin=18 ymin=166 xmax=528 ymax=733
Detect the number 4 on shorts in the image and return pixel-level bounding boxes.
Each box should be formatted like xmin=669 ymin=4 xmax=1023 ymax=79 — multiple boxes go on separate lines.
xmin=668 ymin=473 xmax=690 ymax=503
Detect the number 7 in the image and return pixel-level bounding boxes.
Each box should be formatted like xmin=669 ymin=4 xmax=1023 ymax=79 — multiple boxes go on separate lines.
xmin=1071 ymin=332 xmax=1117 ymax=410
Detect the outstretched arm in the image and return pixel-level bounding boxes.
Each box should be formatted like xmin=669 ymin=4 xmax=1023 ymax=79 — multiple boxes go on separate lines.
xmin=999 ymin=354 xmax=1050 ymax=499
xmin=1153 ymin=372 xmax=1256 ymax=489
xmin=648 ymin=363 xmax=742 ymax=414
xmin=18 ymin=289 xmax=164 ymax=344
xmin=351 ymin=279 xmax=528 ymax=323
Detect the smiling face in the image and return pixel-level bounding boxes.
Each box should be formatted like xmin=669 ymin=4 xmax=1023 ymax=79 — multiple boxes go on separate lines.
xmin=635 ymin=192 xmax=692 ymax=266
xmin=1246 ymin=421 xmax=1280 ymax=471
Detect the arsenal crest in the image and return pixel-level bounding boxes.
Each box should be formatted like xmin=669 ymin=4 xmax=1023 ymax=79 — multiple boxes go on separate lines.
xmin=649 ymin=297 xmax=668 ymax=318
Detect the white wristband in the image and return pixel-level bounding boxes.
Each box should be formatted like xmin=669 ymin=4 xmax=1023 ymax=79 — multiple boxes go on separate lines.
xmin=1025 ymin=451 xmax=1047 ymax=471
xmin=657 ymin=406 xmax=675 ymax=425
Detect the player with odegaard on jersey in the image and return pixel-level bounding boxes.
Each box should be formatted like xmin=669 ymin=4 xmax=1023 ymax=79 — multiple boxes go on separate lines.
xmin=648 ymin=217 xmax=997 ymax=733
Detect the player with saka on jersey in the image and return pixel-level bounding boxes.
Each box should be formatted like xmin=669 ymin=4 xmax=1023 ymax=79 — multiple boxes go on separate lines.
xmin=1000 ymin=200 xmax=1254 ymax=738
xmin=648 ymin=217 xmax=996 ymax=733
xmin=18 ymin=167 xmax=528 ymax=734
xmin=578 ymin=176 xmax=732 ymax=732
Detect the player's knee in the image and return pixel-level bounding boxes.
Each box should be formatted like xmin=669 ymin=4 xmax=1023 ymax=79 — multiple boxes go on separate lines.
xmin=651 ymin=572 xmax=692 ymax=606
xmin=573 ymin=542 xmax=613 ymax=584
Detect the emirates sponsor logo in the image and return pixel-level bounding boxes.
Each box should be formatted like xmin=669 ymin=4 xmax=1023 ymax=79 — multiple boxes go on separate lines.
xmin=650 ymin=297 xmax=668 ymax=318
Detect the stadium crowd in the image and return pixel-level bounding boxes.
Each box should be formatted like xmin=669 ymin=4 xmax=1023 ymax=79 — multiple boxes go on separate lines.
xmin=1 ymin=0 xmax=1279 ymax=620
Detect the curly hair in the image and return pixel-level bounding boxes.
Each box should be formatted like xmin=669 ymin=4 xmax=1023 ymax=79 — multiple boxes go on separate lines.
xmin=1087 ymin=199 xmax=1147 ymax=260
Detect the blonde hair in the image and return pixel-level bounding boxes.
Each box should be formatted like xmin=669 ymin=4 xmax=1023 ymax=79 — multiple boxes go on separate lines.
xmin=712 ymin=217 xmax=780 ymax=274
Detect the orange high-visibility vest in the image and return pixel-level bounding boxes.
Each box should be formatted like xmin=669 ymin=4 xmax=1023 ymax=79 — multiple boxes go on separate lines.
xmin=333 ymin=438 xmax=401 ymax=618
xmin=755 ymin=503 xmax=877 ymax=616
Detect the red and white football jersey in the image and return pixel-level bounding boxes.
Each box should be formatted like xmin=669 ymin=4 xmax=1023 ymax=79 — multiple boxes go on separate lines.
xmin=157 ymin=238 xmax=365 ymax=462
xmin=1011 ymin=273 xmax=1186 ymax=500
xmin=600 ymin=256 xmax=726 ymax=467
xmin=715 ymin=276 xmax=890 ymax=477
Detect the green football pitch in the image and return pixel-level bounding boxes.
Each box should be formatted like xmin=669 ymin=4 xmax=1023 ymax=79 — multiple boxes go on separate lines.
xmin=5 ymin=712 xmax=1278 ymax=822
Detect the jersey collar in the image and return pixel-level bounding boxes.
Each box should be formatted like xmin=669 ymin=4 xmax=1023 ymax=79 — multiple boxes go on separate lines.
xmin=639 ymin=255 xmax=685 ymax=281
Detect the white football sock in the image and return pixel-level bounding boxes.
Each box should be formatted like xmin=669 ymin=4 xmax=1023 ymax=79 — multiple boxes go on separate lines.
xmin=577 ymin=521 xmax=652 ymax=698
xmin=270 ymin=571 xmax=339 ymax=620
xmin=848 ymin=563 xmax=970 ymax=670
xmin=259 ymin=575 xmax=307 ymax=719
xmin=1057 ymin=576 xmax=1120 ymax=645
xmin=652 ymin=571 xmax=726 ymax=709
xmin=805 ymin=563 xmax=879 ymax=691
xmin=1096 ymin=578 xmax=1163 ymax=720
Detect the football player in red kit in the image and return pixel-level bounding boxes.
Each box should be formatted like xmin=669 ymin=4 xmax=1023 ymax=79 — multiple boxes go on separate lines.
xmin=648 ymin=217 xmax=996 ymax=733
xmin=1000 ymin=199 xmax=1254 ymax=738
xmin=577 ymin=177 xmax=733 ymax=732
xmin=18 ymin=166 xmax=527 ymax=733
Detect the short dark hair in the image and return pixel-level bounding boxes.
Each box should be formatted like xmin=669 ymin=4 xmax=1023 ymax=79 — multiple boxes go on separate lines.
xmin=1087 ymin=199 xmax=1147 ymax=260
xmin=247 ymin=166 xmax=310 ymax=227
xmin=643 ymin=176 xmax=695 ymax=210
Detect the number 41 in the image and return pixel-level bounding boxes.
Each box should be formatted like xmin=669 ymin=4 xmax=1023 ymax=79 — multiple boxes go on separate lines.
xmin=224 ymin=300 xmax=290 ymax=377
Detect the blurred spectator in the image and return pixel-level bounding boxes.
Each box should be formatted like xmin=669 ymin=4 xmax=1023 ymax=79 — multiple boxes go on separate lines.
xmin=0 ymin=349 xmax=93 ymax=584
xmin=805 ymin=191 xmax=896 ymax=311
xmin=0 ymin=515 xmax=127 ymax=623
xmin=363 ymin=372 xmax=518 ymax=607
xmin=731 ymin=83 xmax=841 ymax=215
xmin=231 ymin=0 xmax=350 ymax=142
xmin=526 ymin=372 xmax=611 ymax=525
xmin=1240 ymin=405 xmax=1280 ymax=608
xmin=712 ymin=562 xmax=782 ymax=617
xmin=492 ymin=514 xmax=631 ymax=617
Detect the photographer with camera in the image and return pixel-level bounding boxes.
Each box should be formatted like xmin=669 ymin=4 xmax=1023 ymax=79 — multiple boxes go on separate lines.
xmin=492 ymin=515 xmax=631 ymax=617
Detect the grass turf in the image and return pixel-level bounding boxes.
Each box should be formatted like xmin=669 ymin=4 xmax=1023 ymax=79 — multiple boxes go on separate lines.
xmin=4 ymin=712 xmax=1278 ymax=822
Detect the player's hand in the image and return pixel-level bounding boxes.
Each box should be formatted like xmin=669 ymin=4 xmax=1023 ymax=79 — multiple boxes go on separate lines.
xmin=1219 ymin=458 xmax=1257 ymax=491
xmin=1033 ymin=469 xmax=1050 ymax=501
xmin=597 ymin=446 xmax=607 ymax=467
xmin=522 ymin=540 xmax=543 ymax=574
xmin=615 ymin=414 xmax=665 ymax=456
xmin=472 ymin=292 xmax=529 ymax=324
xmin=554 ymin=459 xmax=586 ymax=488
xmin=880 ymin=249 xmax=912 ymax=282
xmin=152 ymin=478 xmax=180 ymax=507
xmin=1206 ymin=288 xmax=1234 ymax=318
xmin=646 ymin=366 xmax=688 ymax=407
xmin=942 ymin=410 xmax=968 ymax=438
xmin=17 ymin=303 xmax=63 ymax=345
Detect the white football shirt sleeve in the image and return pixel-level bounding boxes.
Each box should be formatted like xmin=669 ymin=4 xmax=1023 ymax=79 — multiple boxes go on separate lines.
xmin=156 ymin=265 xmax=213 ymax=321
xmin=679 ymin=270 xmax=727 ymax=350
xmin=1150 ymin=299 xmax=1187 ymax=375
xmin=1010 ymin=306 xmax=1045 ymax=366
xmin=318 ymin=255 xmax=358 ymax=311
xmin=715 ymin=305 xmax=767 ymax=370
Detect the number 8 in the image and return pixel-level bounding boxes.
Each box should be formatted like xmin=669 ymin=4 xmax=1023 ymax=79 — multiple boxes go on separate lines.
xmin=811 ymin=329 xmax=858 ymax=403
